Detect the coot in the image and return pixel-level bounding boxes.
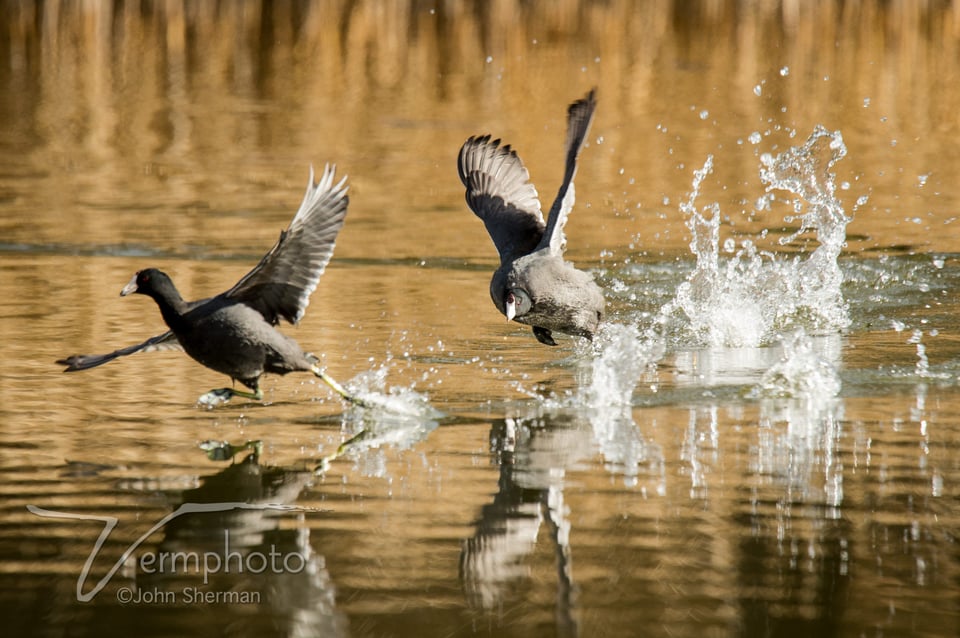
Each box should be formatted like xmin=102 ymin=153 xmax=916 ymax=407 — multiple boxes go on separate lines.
xmin=456 ymin=89 xmax=604 ymax=345
xmin=58 ymin=165 xmax=364 ymax=407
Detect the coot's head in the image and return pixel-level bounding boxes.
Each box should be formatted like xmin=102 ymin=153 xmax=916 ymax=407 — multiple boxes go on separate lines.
xmin=504 ymin=288 xmax=531 ymax=321
xmin=121 ymin=268 xmax=170 ymax=297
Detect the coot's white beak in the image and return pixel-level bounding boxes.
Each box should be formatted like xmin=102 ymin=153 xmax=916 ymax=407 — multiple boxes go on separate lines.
xmin=120 ymin=273 xmax=139 ymax=297
xmin=505 ymin=293 xmax=516 ymax=321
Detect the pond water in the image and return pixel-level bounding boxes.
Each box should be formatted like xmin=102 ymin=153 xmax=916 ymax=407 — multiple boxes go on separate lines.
xmin=2 ymin=2 xmax=960 ymax=637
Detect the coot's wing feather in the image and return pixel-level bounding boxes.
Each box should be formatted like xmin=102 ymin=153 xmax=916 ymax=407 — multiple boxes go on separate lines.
xmin=226 ymin=164 xmax=349 ymax=325
xmin=58 ymin=331 xmax=182 ymax=372
xmin=457 ymin=135 xmax=545 ymax=265
xmin=537 ymin=89 xmax=597 ymax=257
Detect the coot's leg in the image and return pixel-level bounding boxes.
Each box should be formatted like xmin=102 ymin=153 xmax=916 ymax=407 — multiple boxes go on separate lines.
xmin=309 ymin=365 xmax=373 ymax=408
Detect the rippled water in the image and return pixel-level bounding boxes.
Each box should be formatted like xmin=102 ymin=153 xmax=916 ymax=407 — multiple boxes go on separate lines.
xmin=3 ymin=2 xmax=960 ymax=637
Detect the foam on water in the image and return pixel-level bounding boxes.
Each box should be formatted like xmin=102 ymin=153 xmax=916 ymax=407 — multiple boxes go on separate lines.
xmin=664 ymin=125 xmax=852 ymax=348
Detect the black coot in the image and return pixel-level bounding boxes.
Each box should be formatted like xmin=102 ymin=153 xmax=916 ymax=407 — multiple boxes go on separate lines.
xmin=58 ymin=165 xmax=364 ymax=406
xmin=456 ymin=89 xmax=604 ymax=346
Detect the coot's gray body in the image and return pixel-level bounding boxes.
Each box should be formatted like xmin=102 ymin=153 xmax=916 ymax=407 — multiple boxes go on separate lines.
xmin=457 ymin=89 xmax=604 ymax=346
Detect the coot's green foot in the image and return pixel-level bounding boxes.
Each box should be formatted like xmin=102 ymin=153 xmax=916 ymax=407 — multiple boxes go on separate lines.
xmin=310 ymin=365 xmax=373 ymax=408
xmin=197 ymin=387 xmax=263 ymax=407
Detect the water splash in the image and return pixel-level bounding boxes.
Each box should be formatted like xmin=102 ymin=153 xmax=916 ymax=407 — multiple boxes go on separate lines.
xmin=585 ymin=323 xmax=660 ymax=408
xmin=750 ymin=329 xmax=841 ymax=402
xmin=580 ymin=323 xmax=665 ymax=485
xmin=315 ymin=362 xmax=441 ymax=477
xmin=665 ymin=126 xmax=852 ymax=347
xmin=344 ymin=363 xmax=441 ymax=420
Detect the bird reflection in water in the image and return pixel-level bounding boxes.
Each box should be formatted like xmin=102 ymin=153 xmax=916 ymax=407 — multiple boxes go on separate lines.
xmin=134 ymin=450 xmax=348 ymax=637
xmin=460 ymin=413 xmax=595 ymax=636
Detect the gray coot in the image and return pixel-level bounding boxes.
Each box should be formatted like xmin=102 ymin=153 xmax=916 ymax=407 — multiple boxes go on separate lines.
xmin=456 ymin=89 xmax=605 ymax=346
xmin=58 ymin=165 xmax=365 ymax=407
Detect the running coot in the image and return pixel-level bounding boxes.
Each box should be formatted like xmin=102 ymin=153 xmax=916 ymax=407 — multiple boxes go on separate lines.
xmin=58 ymin=165 xmax=364 ymax=407
xmin=456 ymin=89 xmax=605 ymax=346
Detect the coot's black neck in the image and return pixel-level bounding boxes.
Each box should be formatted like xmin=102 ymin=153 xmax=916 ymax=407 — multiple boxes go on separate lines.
xmin=144 ymin=281 xmax=190 ymax=333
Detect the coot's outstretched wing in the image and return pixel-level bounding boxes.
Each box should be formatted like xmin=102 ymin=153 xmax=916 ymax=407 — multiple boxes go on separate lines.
xmin=225 ymin=164 xmax=349 ymax=325
xmin=537 ymin=89 xmax=597 ymax=257
xmin=457 ymin=136 xmax=545 ymax=265
xmin=58 ymin=331 xmax=182 ymax=372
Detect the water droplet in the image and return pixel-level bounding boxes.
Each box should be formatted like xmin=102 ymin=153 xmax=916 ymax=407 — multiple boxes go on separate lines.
xmin=749 ymin=131 xmax=762 ymax=145
xmin=753 ymin=84 xmax=762 ymax=96
xmin=863 ymin=97 xmax=871 ymax=107
xmin=699 ymin=110 xmax=709 ymax=120
xmin=779 ymin=66 xmax=789 ymax=76
xmin=485 ymin=55 xmax=493 ymax=64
